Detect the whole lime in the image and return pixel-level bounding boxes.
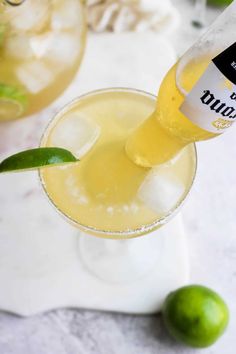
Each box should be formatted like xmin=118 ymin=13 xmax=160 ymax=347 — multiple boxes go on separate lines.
xmin=208 ymin=0 xmax=232 ymax=6
xmin=162 ymin=285 xmax=229 ymax=348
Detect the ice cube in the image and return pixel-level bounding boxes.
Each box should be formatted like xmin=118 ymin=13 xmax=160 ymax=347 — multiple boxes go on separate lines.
xmin=5 ymin=0 xmax=50 ymax=33
xmin=51 ymin=0 xmax=82 ymax=30
xmin=50 ymin=113 xmax=100 ymax=159
xmin=16 ymin=61 xmax=55 ymax=94
xmin=138 ymin=167 xmax=185 ymax=215
xmin=5 ymin=35 xmax=33 ymax=59
xmin=41 ymin=32 xmax=80 ymax=66
xmin=30 ymin=32 xmax=55 ymax=59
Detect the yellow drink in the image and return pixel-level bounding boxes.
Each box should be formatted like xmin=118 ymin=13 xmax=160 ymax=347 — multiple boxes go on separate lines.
xmin=0 ymin=0 xmax=86 ymax=121
xmin=40 ymin=89 xmax=196 ymax=238
xmin=126 ymin=57 xmax=218 ymax=167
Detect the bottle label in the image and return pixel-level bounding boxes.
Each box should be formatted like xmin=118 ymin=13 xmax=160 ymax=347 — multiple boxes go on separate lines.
xmin=180 ymin=42 xmax=236 ymax=134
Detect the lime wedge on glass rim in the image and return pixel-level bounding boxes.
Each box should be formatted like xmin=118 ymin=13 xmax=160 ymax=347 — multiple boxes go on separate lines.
xmin=0 ymin=83 xmax=28 ymax=121
xmin=0 ymin=147 xmax=78 ymax=173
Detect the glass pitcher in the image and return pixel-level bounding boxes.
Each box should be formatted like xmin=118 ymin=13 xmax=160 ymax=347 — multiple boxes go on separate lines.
xmin=0 ymin=0 xmax=86 ymax=121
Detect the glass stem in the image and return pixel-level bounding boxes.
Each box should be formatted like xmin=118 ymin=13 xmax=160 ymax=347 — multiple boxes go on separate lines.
xmin=78 ymin=232 xmax=162 ymax=283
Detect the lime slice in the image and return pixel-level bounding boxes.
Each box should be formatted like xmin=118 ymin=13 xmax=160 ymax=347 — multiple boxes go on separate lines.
xmin=0 ymin=83 xmax=28 ymax=120
xmin=0 ymin=147 xmax=78 ymax=173
xmin=5 ymin=0 xmax=25 ymax=5
xmin=208 ymin=0 xmax=232 ymax=6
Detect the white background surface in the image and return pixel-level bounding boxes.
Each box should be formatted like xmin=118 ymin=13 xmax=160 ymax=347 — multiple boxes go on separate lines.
xmin=0 ymin=0 xmax=235 ymax=353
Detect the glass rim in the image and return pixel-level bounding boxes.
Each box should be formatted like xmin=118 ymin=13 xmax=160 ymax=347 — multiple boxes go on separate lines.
xmin=39 ymin=87 xmax=198 ymax=239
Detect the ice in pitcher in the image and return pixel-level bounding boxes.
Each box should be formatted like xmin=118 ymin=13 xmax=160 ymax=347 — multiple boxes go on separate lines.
xmin=0 ymin=0 xmax=85 ymax=121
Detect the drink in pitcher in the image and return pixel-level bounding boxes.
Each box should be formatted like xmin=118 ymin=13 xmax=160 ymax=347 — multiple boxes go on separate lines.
xmin=0 ymin=0 xmax=86 ymax=121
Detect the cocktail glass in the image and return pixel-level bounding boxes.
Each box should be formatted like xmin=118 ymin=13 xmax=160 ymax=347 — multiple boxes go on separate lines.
xmin=39 ymin=88 xmax=197 ymax=296
xmin=0 ymin=0 xmax=86 ymax=121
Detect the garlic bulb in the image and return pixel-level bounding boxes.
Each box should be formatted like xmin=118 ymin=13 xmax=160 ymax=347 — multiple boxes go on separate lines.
xmin=87 ymin=0 xmax=180 ymax=33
